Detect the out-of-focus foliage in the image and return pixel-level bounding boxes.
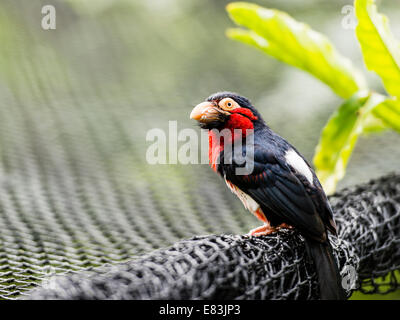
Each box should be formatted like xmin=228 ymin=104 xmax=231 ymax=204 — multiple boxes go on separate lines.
xmin=313 ymin=91 xmax=385 ymax=194
xmin=361 ymin=113 xmax=387 ymax=134
xmin=226 ymin=2 xmax=366 ymax=99
xmin=355 ymin=0 xmax=400 ymax=98
xmin=355 ymin=0 xmax=400 ymax=135
xmin=373 ymin=99 xmax=400 ymax=133
xmin=350 ymin=270 xmax=400 ymax=300
xmin=226 ymin=0 xmax=400 ymax=195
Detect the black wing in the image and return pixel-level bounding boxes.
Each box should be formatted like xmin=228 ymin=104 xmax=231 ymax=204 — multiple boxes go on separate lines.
xmin=221 ymin=145 xmax=336 ymax=243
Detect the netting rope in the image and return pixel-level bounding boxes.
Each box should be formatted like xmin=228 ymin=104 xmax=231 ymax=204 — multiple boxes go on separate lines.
xmin=24 ymin=174 xmax=400 ymax=300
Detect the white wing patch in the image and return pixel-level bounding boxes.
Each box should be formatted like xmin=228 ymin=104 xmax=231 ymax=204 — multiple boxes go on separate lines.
xmin=285 ymin=149 xmax=314 ymax=185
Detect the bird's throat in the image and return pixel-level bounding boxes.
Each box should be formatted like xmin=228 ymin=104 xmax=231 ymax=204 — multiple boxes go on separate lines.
xmin=208 ymin=113 xmax=255 ymax=172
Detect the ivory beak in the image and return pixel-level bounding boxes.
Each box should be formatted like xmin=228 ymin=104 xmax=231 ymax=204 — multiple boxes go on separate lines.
xmin=190 ymin=102 xmax=216 ymax=121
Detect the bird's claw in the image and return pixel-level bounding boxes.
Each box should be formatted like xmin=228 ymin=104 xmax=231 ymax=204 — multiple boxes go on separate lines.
xmin=247 ymin=223 xmax=293 ymax=236
xmin=247 ymin=224 xmax=277 ymax=237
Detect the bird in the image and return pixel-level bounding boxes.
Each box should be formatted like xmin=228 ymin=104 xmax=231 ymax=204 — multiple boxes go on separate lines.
xmin=190 ymin=91 xmax=345 ymax=300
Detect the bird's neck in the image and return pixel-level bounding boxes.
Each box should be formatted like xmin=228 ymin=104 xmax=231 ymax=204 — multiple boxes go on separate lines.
xmin=208 ymin=115 xmax=257 ymax=172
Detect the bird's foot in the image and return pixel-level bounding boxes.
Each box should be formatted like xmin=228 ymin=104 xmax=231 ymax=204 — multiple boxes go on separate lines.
xmin=276 ymin=223 xmax=293 ymax=230
xmin=247 ymin=224 xmax=277 ymax=237
xmin=247 ymin=222 xmax=293 ymax=237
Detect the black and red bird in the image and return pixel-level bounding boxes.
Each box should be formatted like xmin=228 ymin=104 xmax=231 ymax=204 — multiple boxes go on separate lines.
xmin=190 ymin=92 xmax=345 ymax=300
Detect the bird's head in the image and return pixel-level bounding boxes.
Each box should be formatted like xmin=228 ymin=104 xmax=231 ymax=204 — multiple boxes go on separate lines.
xmin=190 ymin=92 xmax=263 ymax=131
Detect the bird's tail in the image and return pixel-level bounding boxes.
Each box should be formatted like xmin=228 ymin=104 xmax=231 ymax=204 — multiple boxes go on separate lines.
xmin=305 ymin=238 xmax=346 ymax=300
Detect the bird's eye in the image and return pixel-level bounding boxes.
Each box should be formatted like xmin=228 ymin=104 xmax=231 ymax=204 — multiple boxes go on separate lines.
xmin=219 ymin=98 xmax=238 ymax=111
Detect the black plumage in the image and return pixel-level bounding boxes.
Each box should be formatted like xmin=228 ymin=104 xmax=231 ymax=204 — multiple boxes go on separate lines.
xmin=192 ymin=92 xmax=345 ymax=300
xmin=219 ymin=125 xmax=336 ymax=241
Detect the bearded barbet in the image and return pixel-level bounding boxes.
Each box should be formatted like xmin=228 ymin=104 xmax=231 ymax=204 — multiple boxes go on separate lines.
xmin=190 ymin=92 xmax=345 ymax=300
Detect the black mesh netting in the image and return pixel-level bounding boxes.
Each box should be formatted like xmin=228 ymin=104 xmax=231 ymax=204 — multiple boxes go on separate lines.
xmin=17 ymin=174 xmax=400 ymax=299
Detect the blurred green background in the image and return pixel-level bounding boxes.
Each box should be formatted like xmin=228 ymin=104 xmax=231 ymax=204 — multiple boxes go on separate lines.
xmin=0 ymin=0 xmax=398 ymax=299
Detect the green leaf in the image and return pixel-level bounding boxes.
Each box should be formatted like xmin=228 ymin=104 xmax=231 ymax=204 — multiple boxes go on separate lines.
xmin=361 ymin=113 xmax=388 ymax=135
xmin=355 ymin=0 xmax=400 ymax=98
xmin=226 ymin=2 xmax=366 ymax=99
xmin=313 ymin=91 xmax=385 ymax=195
xmin=372 ymin=99 xmax=400 ymax=133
